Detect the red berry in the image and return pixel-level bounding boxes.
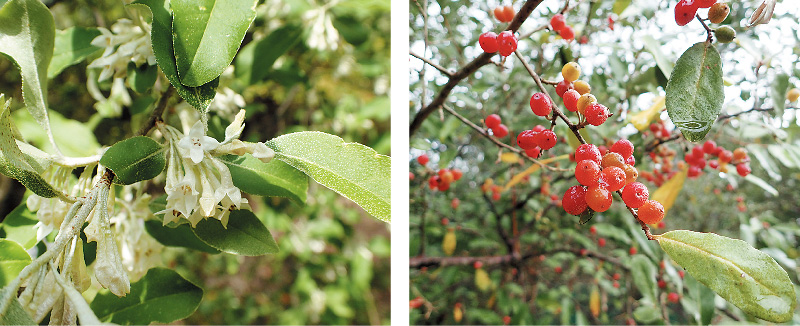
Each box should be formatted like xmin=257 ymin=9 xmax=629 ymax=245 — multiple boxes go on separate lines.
xmin=441 ymin=218 xmax=449 ymax=226
xmin=736 ymin=163 xmax=751 ymax=177
xmin=530 ymin=92 xmax=552 ymax=116
xmin=428 ymin=176 xmax=439 ymax=189
xmin=589 ymin=225 xmax=597 ymax=234
xmin=658 ymin=280 xmax=667 ymax=289
xmin=611 ymin=139 xmax=634 ymax=159
xmin=608 ymin=16 xmax=615 ymax=30
xmin=492 ymin=124 xmax=509 ymax=138
xmin=550 ymin=14 xmax=566 ymax=30
xmin=622 ymin=182 xmax=649 ymax=208
xmin=555 ymin=266 xmax=562 ymax=273
xmin=532 ymin=125 xmax=546 ymax=133
xmin=702 ymin=140 xmax=716 ymax=153
xmin=688 ymin=165 xmax=702 ymax=178
xmin=638 ymin=200 xmax=665 ymax=225
xmin=708 ymin=160 xmax=719 ymax=169
xmin=613 ymin=281 xmax=620 ymax=288
xmin=585 ymin=103 xmax=609 ymax=126
xmin=451 ymin=198 xmax=460 ymax=209
xmin=478 ymin=32 xmax=499 ymax=53
xmin=575 ymin=144 xmax=602 ymax=164
xmin=719 ymin=150 xmax=733 ymax=163
xmin=525 ymin=147 xmax=542 ymax=158
xmin=559 ymin=25 xmax=575 ymax=41
xmin=562 ymin=89 xmax=580 ymax=112
xmin=503 ymin=315 xmax=511 ymax=325
xmin=485 ymin=114 xmax=502 ymax=129
xmin=691 ymin=145 xmax=704 ymax=158
xmin=579 ymin=248 xmax=588 ymax=256
xmin=629 ymin=247 xmax=637 ymax=255
xmin=675 ymin=0 xmax=699 ymax=26
xmin=417 ymin=154 xmax=429 ymax=166
xmin=733 ymin=148 xmax=748 ymax=161
xmin=678 ymin=270 xmax=685 ymax=278
xmin=452 ymin=169 xmax=463 ymax=180
xmin=579 ymin=35 xmax=588 ymax=44
xmin=586 ymin=186 xmax=612 ymax=212
xmin=474 ymin=261 xmax=483 ymax=269
xmin=497 ymin=31 xmax=518 ymax=57
xmin=598 ymin=238 xmax=606 ymax=247
xmin=668 ymin=292 xmax=680 ymax=303
xmin=537 ymin=130 xmax=558 ymax=150
xmin=493 ymin=7 xmax=505 ymax=22
xmin=625 ymin=155 xmax=635 ymax=166
xmin=602 ymin=166 xmax=627 ymax=192
xmin=437 ymin=180 xmax=450 ymax=191
xmin=501 ymin=5 xmax=515 ymax=22
xmin=517 ymin=130 xmax=537 ymax=149
xmin=562 ymin=185 xmax=588 ymax=215
xmin=410 ymin=297 xmax=424 ymax=309
xmin=613 ymin=273 xmax=621 ymax=280
xmin=575 ymin=160 xmax=601 ymax=187
xmin=556 ymin=80 xmax=573 ymax=97
xmin=409 ymin=172 xmax=415 ymax=180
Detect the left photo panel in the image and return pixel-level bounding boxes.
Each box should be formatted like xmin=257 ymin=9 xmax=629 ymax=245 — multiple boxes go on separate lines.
xmin=0 ymin=0 xmax=390 ymax=324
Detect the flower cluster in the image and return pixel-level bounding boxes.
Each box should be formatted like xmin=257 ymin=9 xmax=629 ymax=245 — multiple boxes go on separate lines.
xmin=110 ymin=188 xmax=164 ymax=280
xmin=88 ymin=19 xmax=155 ymax=81
xmin=157 ymin=110 xmax=274 ymax=227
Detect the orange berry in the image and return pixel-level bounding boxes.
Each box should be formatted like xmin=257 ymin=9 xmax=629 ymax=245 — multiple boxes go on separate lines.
xmin=638 ymin=200 xmax=665 ymax=224
xmin=601 ymin=152 xmax=626 ymax=169
xmin=586 ymin=186 xmax=612 ymax=212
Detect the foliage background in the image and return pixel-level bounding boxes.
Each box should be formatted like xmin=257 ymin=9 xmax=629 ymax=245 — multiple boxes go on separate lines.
xmin=410 ymin=0 xmax=799 ymax=324
xmin=0 ymin=0 xmax=390 ymax=324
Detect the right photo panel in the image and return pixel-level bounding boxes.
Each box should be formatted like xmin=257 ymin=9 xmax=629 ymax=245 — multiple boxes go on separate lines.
xmin=409 ymin=0 xmax=799 ymax=324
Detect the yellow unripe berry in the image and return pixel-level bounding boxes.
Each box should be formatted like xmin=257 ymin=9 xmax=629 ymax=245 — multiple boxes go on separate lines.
xmin=573 ymin=80 xmax=591 ymax=95
xmin=788 ymin=88 xmax=800 ymax=102
xmin=562 ymin=62 xmax=581 ymax=83
xmin=577 ymin=93 xmax=597 ymax=114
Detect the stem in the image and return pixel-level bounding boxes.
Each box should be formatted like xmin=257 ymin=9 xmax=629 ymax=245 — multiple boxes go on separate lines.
xmin=136 ymin=86 xmax=176 ymax=137
xmin=49 ymin=262 xmax=102 ymax=325
xmin=696 ymin=14 xmax=713 ymax=42
xmin=410 ymin=51 xmax=454 ymax=77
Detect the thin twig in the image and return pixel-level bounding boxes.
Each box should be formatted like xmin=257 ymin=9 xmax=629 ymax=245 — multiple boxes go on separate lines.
xmin=717 ymin=106 xmax=798 ymax=120
xmin=696 ymin=14 xmax=713 ymax=43
xmin=136 ymin=86 xmax=176 ymax=137
xmin=410 ymin=51 xmax=454 ymax=77
xmin=645 ymin=134 xmax=682 ymax=152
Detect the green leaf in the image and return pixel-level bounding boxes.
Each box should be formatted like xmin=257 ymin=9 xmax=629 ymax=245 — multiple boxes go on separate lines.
xmin=192 ymin=210 xmax=278 ymax=256
xmin=666 ymin=42 xmax=724 ymax=142
xmin=47 ymin=26 xmax=102 ymax=79
xmin=90 ymin=267 xmax=202 ymax=324
xmin=0 ymin=203 xmax=38 ymax=249
xmin=770 ymin=73 xmax=789 ymax=117
xmin=234 ymin=24 xmax=303 ymax=84
xmin=743 ymin=174 xmax=778 ymax=196
xmin=612 ymin=0 xmax=631 ymax=15
xmin=12 ymin=107 xmax=100 ymax=157
xmin=100 ymin=136 xmax=166 ymax=185
xmin=0 ymin=289 xmax=35 ymax=325
xmin=265 ymin=131 xmax=391 ymax=222
xmin=632 ymin=305 xmax=660 ymax=323
xmin=0 ymin=239 xmax=32 ymax=287
xmin=221 ymin=154 xmax=308 ymax=204
xmin=640 ymin=35 xmax=674 ymax=78
xmin=144 ymin=220 xmax=220 ymax=254
xmin=630 ymin=254 xmax=658 ymax=304
xmin=171 ymin=0 xmax=257 ymax=87
xmin=0 ymin=0 xmax=55 ymax=140
xmin=127 ymin=62 xmax=158 ymax=93
xmin=0 ymin=97 xmax=58 ymax=198
xmin=130 ymin=0 xmax=218 ymax=114
xmin=657 ymin=230 xmax=796 ymax=323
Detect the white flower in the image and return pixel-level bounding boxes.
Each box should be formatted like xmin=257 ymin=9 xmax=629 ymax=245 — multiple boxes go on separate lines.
xmin=224 ymin=109 xmax=246 ymax=144
xmin=87 ymin=19 xmax=154 ymax=82
xmin=210 ymin=88 xmax=246 ymax=116
xmin=250 ymin=142 xmax=275 ymax=163
xmin=178 ymin=121 xmax=220 ymax=164
xmin=163 ymin=174 xmax=199 ymax=219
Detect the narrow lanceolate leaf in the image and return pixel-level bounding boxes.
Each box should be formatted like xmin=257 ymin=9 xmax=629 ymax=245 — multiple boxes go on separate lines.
xmin=0 ymin=96 xmax=59 ymax=198
xmin=657 ymin=230 xmax=796 ymax=323
xmin=47 ymin=27 xmax=102 ymax=79
xmin=0 ymin=0 xmax=55 ymax=144
xmin=630 ymin=254 xmax=658 ymax=304
xmin=143 ymin=220 xmax=220 ymax=254
xmin=221 ymin=154 xmax=308 ymax=204
xmin=172 ymin=0 xmax=257 ymax=87
xmin=130 ymin=0 xmax=218 ymax=114
xmin=192 ymin=210 xmax=279 ymax=256
xmin=266 ymin=132 xmax=391 ymax=222
xmin=90 ymin=268 xmax=202 ymax=325
xmin=100 ymin=136 xmax=166 ymax=185
xmin=666 ymin=42 xmax=724 ymax=142
xmin=0 ymin=239 xmax=32 ymax=287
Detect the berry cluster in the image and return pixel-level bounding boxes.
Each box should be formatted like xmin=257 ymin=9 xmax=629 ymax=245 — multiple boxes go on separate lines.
xmin=479 ymin=31 xmax=518 ymax=57
xmin=516 ymin=125 xmax=555 ymax=158
xmin=428 ymin=167 xmax=464 ymax=191
xmin=484 ymin=113 xmax=509 ymax=138
xmin=481 ymin=178 xmax=503 ymax=201
xmin=563 ymin=141 xmax=666 ymax=225
xmin=549 ymin=14 xmax=574 ymax=42
xmin=684 ymin=140 xmax=751 ymax=178
xmin=493 ymin=5 xmax=515 ymax=23
xmin=555 ymin=62 xmax=610 ymax=126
